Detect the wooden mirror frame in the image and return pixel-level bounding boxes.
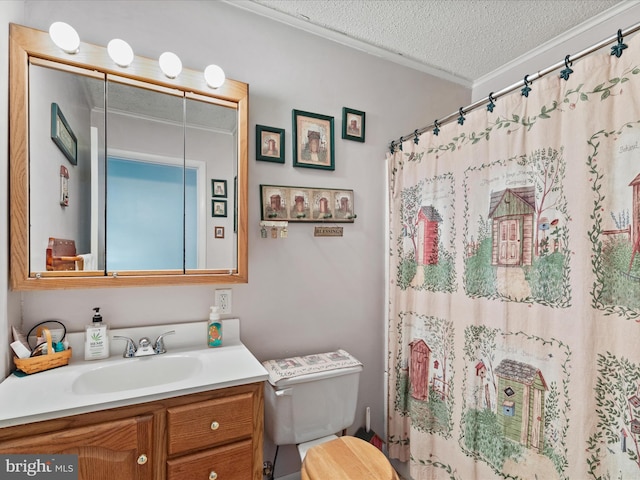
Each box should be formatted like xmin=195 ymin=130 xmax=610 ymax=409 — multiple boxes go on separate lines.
xmin=9 ymin=23 xmax=248 ymax=290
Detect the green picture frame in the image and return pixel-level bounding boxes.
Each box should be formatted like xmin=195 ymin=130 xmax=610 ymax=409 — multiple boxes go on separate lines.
xmin=342 ymin=107 xmax=365 ymax=143
xmin=212 ymin=179 xmax=227 ymax=198
xmin=212 ymin=199 xmax=227 ymax=217
xmin=51 ymin=103 xmax=78 ymax=165
xmin=292 ymin=109 xmax=335 ymax=171
xmin=256 ymin=124 xmax=285 ymax=163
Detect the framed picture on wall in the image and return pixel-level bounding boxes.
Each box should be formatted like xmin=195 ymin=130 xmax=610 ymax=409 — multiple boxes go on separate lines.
xmin=292 ymin=109 xmax=335 ymax=170
xmin=51 ymin=103 xmax=78 ymax=165
xmin=212 ymin=179 xmax=227 ymax=198
xmin=212 ymin=199 xmax=227 ymax=217
xmin=260 ymin=184 xmax=356 ymax=222
xmin=256 ymin=125 xmax=285 ymax=163
xmin=342 ymin=107 xmax=365 ymax=142
xmin=214 ymin=226 xmax=225 ymax=239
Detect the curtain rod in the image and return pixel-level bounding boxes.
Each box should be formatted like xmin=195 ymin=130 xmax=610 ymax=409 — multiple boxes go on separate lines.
xmin=393 ymin=21 xmax=640 ymax=146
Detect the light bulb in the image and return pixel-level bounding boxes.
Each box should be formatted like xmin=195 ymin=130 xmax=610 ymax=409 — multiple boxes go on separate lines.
xmin=107 ymin=38 xmax=134 ymax=67
xmin=159 ymin=52 xmax=182 ymax=79
xmin=49 ymin=22 xmax=80 ymax=54
xmin=204 ymin=64 xmax=225 ymax=89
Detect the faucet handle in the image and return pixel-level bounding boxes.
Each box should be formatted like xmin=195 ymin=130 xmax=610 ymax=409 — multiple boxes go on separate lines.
xmin=154 ymin=330 xmax=175 ymax=354
xmin=113 ymin=335 xmax=137 ymax=358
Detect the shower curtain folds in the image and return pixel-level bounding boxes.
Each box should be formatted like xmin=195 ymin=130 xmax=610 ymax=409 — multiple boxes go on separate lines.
xmin=387 ymin=25 xmax=640 ymax=480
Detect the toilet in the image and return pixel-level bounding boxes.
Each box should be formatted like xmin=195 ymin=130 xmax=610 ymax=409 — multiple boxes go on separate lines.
xmin=263 ymin=350 xmax=398 ymax=479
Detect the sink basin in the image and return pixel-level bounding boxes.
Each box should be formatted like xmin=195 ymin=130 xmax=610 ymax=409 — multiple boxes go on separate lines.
xmin=72 ymin=355 xmax=203 ymax=395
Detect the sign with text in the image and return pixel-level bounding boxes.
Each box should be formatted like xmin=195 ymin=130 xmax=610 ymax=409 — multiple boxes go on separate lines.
xmin=0 ymin=455 xmax=78 ymax=479
xmin=314 ymin=226 xmax=344 ymax=237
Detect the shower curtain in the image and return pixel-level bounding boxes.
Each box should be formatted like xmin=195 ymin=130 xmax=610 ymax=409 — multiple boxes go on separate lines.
xmin=387 ymin=30 xmax=640 ymax=480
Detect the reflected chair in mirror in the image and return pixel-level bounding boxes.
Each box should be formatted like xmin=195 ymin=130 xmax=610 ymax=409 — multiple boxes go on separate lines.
xmin=46 ymin=238 xmax=84 ymax=271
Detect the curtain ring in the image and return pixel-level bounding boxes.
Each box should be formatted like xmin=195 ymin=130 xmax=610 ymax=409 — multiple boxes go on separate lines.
xmin=413 ymin=129 xmax=420 ymax=145
xmin=521 ymin=75 xmax=532 ymax=97
xmin=398 ymin=137 xmax=403 ymax=151
xmin=611 ymin=29 xmax=628 ymax=58
xmin=389 ymin=140 xmax=395 ymax=154
xmin=560 ymin=55 xmax=574 ymax=81
xmin=564 ymin=54 xmax=572 ymax=68
xmin=457 ymin=107 xmax=465 ymax=125
xmin=487 ymin=92 xmax=496 ymax=112
xmin=433 ymin=119 xmax=440 ymax=136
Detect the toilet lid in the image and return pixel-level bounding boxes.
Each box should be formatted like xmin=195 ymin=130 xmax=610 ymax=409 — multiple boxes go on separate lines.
xmin=301 ymin=436 xmax=399 ymax=480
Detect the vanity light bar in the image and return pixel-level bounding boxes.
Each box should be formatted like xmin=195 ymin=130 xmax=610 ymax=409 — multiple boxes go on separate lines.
xmin=159 ymin=51 xmax=182 ymax=79
xmin=48 ymin=22 xmax=225 ymax=87
xmin=204 ymin=64 xmax=226 ymax=89
xmin=107 ymin=38 xmax=134 ymax=68
xmin=48 ymin=22 xmax=80 ymax=54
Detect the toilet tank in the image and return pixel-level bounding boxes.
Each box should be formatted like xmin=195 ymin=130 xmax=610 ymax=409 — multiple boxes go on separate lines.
xmin=264 ymin=363 xmax=363 ymax=446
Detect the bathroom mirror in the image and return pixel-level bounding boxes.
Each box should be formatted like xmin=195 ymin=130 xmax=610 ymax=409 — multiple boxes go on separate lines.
xmin=9 ymin=23 xmax=248 ymax=289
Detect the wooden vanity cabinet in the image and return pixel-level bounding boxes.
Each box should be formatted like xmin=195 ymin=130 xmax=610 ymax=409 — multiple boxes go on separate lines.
xmin=166 ymin=390 xmax=259 ymax=479
xmin=0 ymin=414 xmax=154 ymax=479
xmin=0 ymin=382 xmax=264 ymax=480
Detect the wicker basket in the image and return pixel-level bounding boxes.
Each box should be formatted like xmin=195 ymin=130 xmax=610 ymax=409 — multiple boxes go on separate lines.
xmin=14 ymin=327 xmax=72 ymax=374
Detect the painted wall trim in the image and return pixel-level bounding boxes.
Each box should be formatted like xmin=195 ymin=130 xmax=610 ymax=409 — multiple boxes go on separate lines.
xmin=472 ymin=1 xmax=640 ymax=97
xmin=224 ymin=0 xmax=472 ymax=88
xmin=225 ymin=0 xmax=640 ymax=92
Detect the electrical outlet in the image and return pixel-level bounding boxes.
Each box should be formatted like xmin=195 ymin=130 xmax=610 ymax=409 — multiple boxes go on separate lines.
xmin=215 ymin=289 xmax=232 ymax=314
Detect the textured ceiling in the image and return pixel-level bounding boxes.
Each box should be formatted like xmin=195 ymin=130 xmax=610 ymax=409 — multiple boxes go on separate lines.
xmin=238 ymin=0 xmax=628 ymax=85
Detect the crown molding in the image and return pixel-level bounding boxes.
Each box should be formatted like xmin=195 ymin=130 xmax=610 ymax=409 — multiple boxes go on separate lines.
xmin=472 ymin=1 xmax=640 ymax=92
xmin=225 ymin=0 xmax=639 ymax=93
xmin=223 ymin=0 xmax=473 ymax=88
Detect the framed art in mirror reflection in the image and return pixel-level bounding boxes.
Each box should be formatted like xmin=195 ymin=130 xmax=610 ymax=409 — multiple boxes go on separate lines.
xmin=51 ymin=102 xmax=77 ymax=165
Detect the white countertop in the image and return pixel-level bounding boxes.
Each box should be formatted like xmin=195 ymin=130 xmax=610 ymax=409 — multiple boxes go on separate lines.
xmin=0 ymin=319 xmax=268 ymax=428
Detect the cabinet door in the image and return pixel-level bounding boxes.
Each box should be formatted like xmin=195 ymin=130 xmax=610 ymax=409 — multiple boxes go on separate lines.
xmin=0 ymin=414 xmax=153 ymax=480
xmin=166 ymin=439 xmax=252 ymax=480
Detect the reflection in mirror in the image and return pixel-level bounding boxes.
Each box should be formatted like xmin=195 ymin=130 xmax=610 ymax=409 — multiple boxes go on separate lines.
xmin=29 ymin=63 xmax=105 ymax=274
xmin=105 ymin=80 xmax=186 ymax=271
xmin=27 ymin=70 xmax=240 ymax=274
xmin=185 ymin=96 xmax=238 ymax=271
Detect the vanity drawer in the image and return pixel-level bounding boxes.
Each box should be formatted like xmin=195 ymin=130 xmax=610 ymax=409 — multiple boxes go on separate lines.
xmin=167 ymin=393 xmax=254 ymax=455
xmin=166 ymin=439 xmax=252 ymax=480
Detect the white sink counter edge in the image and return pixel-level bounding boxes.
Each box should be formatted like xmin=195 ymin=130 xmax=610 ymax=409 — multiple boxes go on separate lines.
xmin=0 ymin=319 xmax=268 ymax=428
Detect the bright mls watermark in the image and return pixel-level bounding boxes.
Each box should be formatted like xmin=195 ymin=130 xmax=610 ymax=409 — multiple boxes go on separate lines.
xmin=0 ymin=455 xmax=78 ymax=479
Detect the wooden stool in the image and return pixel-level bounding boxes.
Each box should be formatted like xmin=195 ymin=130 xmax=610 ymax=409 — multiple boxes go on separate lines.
xmin=301 ymin=436 xmax=399 ymax=480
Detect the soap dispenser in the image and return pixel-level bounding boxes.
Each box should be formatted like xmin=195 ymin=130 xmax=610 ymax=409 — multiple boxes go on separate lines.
xmin=85 ymin=307 xmax=109 ymax=360
xmin=208 ymin=306 xmax=222 ymax=347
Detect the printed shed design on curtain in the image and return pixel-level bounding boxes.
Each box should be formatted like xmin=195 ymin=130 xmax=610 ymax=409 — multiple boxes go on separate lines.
xmin=387 ymin=30 xmax=640 ymax=480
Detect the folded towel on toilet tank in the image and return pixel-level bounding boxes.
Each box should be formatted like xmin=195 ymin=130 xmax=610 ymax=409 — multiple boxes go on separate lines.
xmin=262 ymin=349 xmax=362 ymax=385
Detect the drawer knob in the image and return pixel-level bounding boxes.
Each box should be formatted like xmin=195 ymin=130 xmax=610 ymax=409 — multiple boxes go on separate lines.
xmin=137 ymin=454 xmax=148 ymax=465
xmin=209 ymin=471 xmax=218 ymax=480
xmin=210 ymin=421 xmax=220 ymax=430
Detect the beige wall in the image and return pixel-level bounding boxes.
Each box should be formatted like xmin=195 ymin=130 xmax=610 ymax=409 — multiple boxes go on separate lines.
xmin=3 ymin=1 xmax=468 ymax=476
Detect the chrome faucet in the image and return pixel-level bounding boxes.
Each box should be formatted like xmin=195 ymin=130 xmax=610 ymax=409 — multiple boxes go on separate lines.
xmin=114 ymin=330 xmax=176 ymax=358
xmin=154 ymin=330 xmax=175 ymax=354
xmin=113 ymin=336 xmax=137 ymax=358
xmin=136 ymin=337 xmax=154 ymax=356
